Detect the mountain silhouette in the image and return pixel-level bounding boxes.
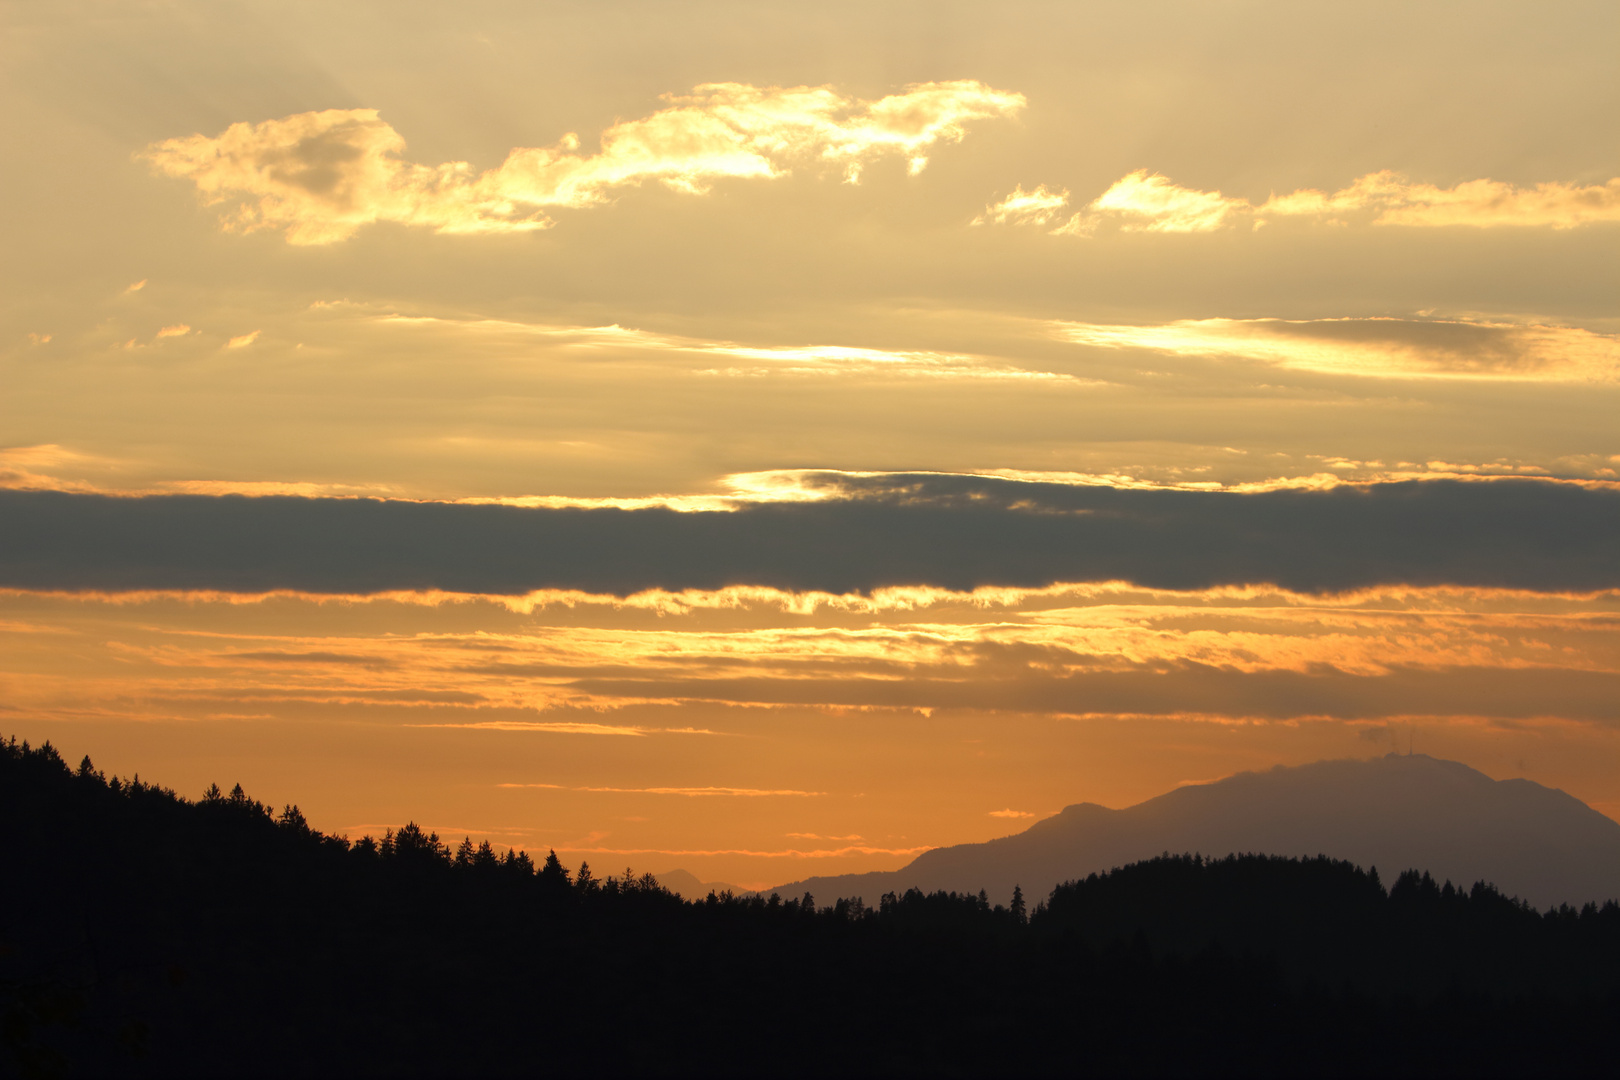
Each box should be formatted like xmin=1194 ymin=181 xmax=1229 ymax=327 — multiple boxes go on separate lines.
xmin=652 ymin=868 xmax=744 ymax=899
xmin=766 ymin=754 xmax=1620 ymax=910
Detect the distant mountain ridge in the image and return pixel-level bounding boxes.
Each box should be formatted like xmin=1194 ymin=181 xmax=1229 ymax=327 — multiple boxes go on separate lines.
xmin=764 ymin=755 xmax=1620 ymax=910
xmin=652 ymin=868 xmax=743 ymax=900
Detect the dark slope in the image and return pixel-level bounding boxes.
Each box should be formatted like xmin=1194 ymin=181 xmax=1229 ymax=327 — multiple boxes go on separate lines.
xmin=768 ymin=755 xmax=1620 ymax=909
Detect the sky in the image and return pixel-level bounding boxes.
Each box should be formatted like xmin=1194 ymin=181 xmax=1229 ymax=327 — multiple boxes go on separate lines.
xmin=2 ymin=0 xmax=1618 ymax=889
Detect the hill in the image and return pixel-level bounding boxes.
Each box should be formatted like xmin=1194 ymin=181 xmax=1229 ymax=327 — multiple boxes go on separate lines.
xmin=767 ymin=754 xmax=1620 ymax=909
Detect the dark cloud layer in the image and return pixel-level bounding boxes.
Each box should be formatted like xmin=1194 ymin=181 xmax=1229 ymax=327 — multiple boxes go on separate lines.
xmin=2 ymin=476 xmax=1616 ymax=596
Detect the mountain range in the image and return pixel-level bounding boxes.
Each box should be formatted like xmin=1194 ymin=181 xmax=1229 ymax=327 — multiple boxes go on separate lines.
xmin=756 ymin=754 xmax=1620 ymax=910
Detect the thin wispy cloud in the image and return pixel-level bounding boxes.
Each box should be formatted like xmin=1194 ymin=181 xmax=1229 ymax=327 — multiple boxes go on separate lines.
xmin=551 ymin=843 xmax=931 ymax=859
xmin=10 ymin=577 xmax=1617 ymax=729
xmin=364 ymin=310 xmax=1074 ymax=383
xmin=1262 ymin=171 xmax=1620 ymax=229
xmin=497 ymin=784 xmax=825 ymax=796
xmin=972 ymin=184 xmax=1070 ymax=227
xmin=404 ymin=720 xmax=651 ymax=735
xmin=1054 ymin=316 xmax=1620 ymax=382
xmin=986 ymin=170 xmax=1620 ymax=236
xmin=1084 ymin=170 xmax=1248 ymax=233
xmin=143 ymin=81 xmax=1024 ymax=244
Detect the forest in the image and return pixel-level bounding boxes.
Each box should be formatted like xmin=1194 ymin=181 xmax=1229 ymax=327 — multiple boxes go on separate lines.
xmin=5 ymin=735 xmax=1619 ymax=1078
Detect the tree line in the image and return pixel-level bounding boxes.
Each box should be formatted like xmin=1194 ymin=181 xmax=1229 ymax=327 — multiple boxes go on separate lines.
xmin=5 ymin=735 xmax=1618 ymax=1078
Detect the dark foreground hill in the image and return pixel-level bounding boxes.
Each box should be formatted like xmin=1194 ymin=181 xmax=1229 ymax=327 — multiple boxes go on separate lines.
xmin=6 ymin=736 xmax=1620 ymax=1078
xmin=768 ymin=754 xmax=1620 ymax=909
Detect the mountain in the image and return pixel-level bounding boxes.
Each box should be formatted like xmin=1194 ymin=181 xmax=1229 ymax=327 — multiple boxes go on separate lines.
xmin=652 ymin=868 xmax=744 ymax=899
xmin=765 ymin=754 xmax=1620 ymax=910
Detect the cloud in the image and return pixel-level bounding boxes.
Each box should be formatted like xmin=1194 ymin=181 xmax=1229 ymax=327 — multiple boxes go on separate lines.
xmin=223 ymin=649 xmax=390 ymax=666
xmin=404 ymin=720 xmax=650 ymax=735
xmin=566 ymin=665 xmax=1620 ymax=725
xmin=989 ymin=809 xmax=1036 ymax=818
xmin=973 ymin=184 xmax=1070 ymax=227
xmin=1027 ymin=170 xmax=1620 ymax=236
xmin=498 ymin=784 xmax=824 ymax=797
xmin=0 ymin=444 xmax=114 ymax=492
xmin=142 ymin=82 xmax=1025 ymax=244
xmin=155 ymin=324 xmax=191 ymax=339
xmin=552 ymin=844 xmax=930 ymax=859
xmin=1262 ymin=171 xmax=1620 ymax=229
xmin=1081 ymin=170 xmax=1250 ymax=233
xmin=8 ymin=579 xmax=1617 ymax=731
xmin=1 ymin=475 xmax=1616 ymax=597
xmin=1054 ymin=316 xmax=1620 ymax=381
xmin=363 ymin=310 xmax=1072 ymax=383
xmin=226 ymin=330 xmax=260 ymax=348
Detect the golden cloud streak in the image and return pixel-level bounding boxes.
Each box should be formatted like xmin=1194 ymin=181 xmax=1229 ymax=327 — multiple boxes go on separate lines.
xmin=497 ymin=784 xmax=824 ymax=796
xmin=1054 ymin=316 xmax=1620 ymax=382
xmin=364 ymin=311 xmax=1072 ymax=384
xmin=551 ymin=844 xmax=931 ymax=859
xmin=404 ymin=721 xmax=648 ymax=735
xmin=973 ymin=184 xmax=1070 ymax=227
xmin=4 ymin=583 xmax=1615 ymax=726
xmin=995 ymin=170 xmax=1620 ymax=236
xmin=143 ymin=82 xmax=1024 ymax=244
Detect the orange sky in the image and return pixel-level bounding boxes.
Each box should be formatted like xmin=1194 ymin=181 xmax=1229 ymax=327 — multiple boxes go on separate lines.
xmin=2 ymin=1 xmax=1617 ymax=889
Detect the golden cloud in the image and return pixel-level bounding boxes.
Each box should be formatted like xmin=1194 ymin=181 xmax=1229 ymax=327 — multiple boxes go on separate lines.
xmin=362 ymin=309 xmax=1075 ymax=383
xmin=1054 ymin=316 xmax=1620 ymax=382
xmin=7 ymin=584 xmax=1615 ymax=727
xmin=551 ymin=844 xmax=932 ymax=859
xmin=402 ymin=720 xmax=650 ymax=735
xmin=0 ymin=444 xmax=117 ymax=492
xmin=1020 ymin=170 xmax=1620 ymax=236
xmin=1262 ymin=171 xmax=1620 ymax=229
xmin=1080 ymin=170 xmax=1250 ymax=233
xmin=143 ymin=82 xmax=1025 ymax=244
xmin=498 ymin=784 xmax=824 ymax=796
xmin=973 ymin=184 xmax=1070 ymax=227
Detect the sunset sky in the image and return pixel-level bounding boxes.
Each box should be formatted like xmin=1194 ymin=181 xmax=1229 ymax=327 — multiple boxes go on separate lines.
xmin=3 ymin=0 xmax=1618 ymax=889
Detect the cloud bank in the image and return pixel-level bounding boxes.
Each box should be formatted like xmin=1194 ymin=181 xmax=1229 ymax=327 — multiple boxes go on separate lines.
xmin=143 ymin=82 xmax=1024 ymax=244
xmin=3 ymin=476 xmax=1616 ymax=596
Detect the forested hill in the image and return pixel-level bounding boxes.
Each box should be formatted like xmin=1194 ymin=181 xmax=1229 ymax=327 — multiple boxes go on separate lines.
xmin=5 ymin=736 xmax=1620 ymax=1078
